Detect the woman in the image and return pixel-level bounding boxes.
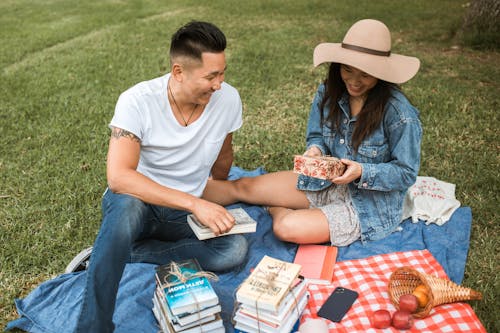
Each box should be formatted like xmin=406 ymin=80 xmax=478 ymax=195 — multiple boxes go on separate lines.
xmin=204 ymin=19 xmax=422 ymax=246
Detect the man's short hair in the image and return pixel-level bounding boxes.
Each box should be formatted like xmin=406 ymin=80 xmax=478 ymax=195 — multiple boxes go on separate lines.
xmin=170 ymin=21 xmax=226 ymax=64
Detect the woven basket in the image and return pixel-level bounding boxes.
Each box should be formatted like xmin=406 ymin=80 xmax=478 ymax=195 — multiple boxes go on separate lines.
xmin=388 ymin=267 xmax=482 ymax=318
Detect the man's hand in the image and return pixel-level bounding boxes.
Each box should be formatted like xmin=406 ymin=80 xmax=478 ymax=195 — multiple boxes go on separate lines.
xmin=331 ymin=159 xmax=362 ymax=184
xmin=191 ymin=199 xmax=235 ymax=236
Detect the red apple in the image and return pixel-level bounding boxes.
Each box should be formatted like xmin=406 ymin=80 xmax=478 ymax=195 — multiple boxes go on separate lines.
xmin=399 ymin=294 xmax=419 ymax=313
xmin=370 ymin=309 xmax=392 ymax=329
xmin=392 ymin=310 xmax=414 ymax=330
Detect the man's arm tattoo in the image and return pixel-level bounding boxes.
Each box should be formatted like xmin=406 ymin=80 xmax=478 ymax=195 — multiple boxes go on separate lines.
xmin=111 ymin=127 xmax=140 ymax=142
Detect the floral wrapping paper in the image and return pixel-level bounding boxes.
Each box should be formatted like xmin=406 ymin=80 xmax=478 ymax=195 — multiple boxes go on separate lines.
xmin=293 ymin=155 xmax=346 ymax=180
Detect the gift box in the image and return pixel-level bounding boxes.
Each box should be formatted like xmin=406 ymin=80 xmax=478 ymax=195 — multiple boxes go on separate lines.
xmin=293 ymin=155 xmax=345 ymax=180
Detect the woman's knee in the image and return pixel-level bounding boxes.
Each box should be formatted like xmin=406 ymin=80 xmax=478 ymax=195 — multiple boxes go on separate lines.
xmin=272 ymin=215 xmax=296 ymax=242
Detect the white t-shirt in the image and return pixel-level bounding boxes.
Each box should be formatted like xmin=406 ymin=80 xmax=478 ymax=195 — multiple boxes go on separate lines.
xmin=110 ymin=73 xmax=242 ymax=197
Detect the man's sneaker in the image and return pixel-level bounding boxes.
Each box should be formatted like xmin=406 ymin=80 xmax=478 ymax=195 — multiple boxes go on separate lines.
xmin=65 ymin=247 xmax=92 ymax=273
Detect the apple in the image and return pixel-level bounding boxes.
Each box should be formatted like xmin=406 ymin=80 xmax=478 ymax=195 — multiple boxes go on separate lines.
xmin=392 ymin=310 xmax=414 ymax=330
xmin=399 ymin=294 xmax=419 ymax=313
xmin=370 ymin=309 xmax=392 ymax=329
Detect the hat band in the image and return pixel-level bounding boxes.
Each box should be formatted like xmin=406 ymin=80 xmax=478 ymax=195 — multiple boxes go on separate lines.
xmin=341 ymin=43 xmax=391 ymax=57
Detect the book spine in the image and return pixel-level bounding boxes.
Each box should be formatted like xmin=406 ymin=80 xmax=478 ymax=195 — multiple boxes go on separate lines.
xmin=320 ymin=246 xmax=337 ymax=283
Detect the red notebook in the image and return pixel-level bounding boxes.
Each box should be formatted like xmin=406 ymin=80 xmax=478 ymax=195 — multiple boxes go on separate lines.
xmin=293 ymin=244 xmax=337 ymax=285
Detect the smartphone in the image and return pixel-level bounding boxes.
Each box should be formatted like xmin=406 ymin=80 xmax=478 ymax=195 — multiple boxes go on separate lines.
xmin=317 ymin=286 xmax=359 ymax=322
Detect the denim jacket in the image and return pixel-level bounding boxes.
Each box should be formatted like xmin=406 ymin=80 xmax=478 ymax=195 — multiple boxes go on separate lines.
xmin=297 ymin=84 xmax=422 ymax=242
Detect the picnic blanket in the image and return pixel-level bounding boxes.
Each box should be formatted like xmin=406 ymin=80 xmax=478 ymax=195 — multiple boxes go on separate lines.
xmin=6 ymin=167 xmax=477 ymax=333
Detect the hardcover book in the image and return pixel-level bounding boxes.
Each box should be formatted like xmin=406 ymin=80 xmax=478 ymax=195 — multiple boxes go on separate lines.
xmin=155 ymin=259 xmax=219 ymax=316
xmin=187 ymin=207 xmax=257 ymax=240
xmin=293 ymin=155 xmax=346 ymax=180
xmin=293 ymin=244 xmax=337 ymax=285
xmin=236 ymin=255 xmax=302 ymax=312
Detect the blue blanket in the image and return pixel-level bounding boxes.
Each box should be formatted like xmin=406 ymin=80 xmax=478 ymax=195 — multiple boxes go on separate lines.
xmin=6 ymin=167 xmax=472 ymax=333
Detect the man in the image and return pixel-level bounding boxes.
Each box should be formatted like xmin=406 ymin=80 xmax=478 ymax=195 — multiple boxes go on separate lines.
xmin=71 ymin=21 xmax=248 ymax=332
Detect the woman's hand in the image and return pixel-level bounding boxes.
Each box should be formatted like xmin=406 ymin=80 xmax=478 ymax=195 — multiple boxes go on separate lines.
xmin=304 ymin=146 xmax=322 ymax=157
xmin=331 ymin=159 xmax=362 ymax=184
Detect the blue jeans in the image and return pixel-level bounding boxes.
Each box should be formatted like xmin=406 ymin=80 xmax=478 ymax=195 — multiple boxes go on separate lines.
xmin=74 ymin=188 xmax=248 ymax=333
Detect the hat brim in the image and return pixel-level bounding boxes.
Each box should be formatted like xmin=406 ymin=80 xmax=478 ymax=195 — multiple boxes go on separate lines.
xmin=313 ymin=43 xmax=420 ymax=84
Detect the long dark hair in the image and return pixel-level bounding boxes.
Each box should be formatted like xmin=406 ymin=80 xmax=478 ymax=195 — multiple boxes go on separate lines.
xmin=320 ymin=63 xmax=401 ymax=152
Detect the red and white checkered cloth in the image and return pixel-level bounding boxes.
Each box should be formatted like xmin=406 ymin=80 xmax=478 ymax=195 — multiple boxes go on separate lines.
xmin=300 ymin=249 xmax=486 ymax=332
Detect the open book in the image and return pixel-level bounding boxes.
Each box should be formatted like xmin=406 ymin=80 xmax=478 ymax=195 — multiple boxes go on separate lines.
xmin=187 ymin=207 xmax=257 ymax=240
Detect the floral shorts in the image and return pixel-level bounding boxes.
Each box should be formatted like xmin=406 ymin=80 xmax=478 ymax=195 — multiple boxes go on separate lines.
xmin=304 ymin=184 xmax=361 ymax=246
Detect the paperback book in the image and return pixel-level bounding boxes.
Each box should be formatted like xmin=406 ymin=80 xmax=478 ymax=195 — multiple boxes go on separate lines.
xmin=236 ymin=255 xmax=302 ymax=312
xmin=153 ymin=299 xmax=224 ymax=333
xmin=153 ymin=259 xmax=223 ymax=333
xmin=236 ymin=279 xmax=308 ymax=326
xmin=293 ymin=244 xmax=337 ymax=285
xmin=234 ymin=290 xmax=308 ymax=333
xmin=155 ymin=259 xmax=219 ymax=316
xmin=154 ymin=288 xmax=221 ymax=327
xmin=187 ymin=207 xmax=257 ymax=240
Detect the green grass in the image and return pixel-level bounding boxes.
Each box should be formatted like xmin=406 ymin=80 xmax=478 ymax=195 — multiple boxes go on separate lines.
xmin=1 ymin=0 xmax=498 ymax=331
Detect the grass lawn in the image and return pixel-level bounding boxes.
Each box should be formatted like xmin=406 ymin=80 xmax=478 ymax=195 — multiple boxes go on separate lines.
xmin=1 ymin=0 xmax=498 ymax=331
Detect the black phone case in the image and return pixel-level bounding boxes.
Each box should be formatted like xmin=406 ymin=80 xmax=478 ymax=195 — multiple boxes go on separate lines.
xmin=317 ymin=286 xmax=359 ymax=322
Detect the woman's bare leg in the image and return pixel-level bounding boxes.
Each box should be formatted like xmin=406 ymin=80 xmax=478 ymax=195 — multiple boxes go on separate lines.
xmin=270 ymin=207 xmax=330 ymax=244
xmin=203 ymin=171 xmax=309 ymax=209
xmin=204 ymin=171 xmax=331 ymax=244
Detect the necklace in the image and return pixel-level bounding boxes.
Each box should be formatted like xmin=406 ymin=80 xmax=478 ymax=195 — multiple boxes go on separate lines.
xmin=167 ymin=82 xmax=198 ymax=126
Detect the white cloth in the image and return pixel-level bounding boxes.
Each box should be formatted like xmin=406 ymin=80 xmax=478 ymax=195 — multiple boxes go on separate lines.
xmin=402 ymin=176 xmax=461 ymax=225
xmin=110 ymin=73 xmax=242 ymax=197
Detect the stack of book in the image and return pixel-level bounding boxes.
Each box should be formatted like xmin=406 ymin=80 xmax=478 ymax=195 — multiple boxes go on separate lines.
xmin=152 ymin=259 xmax=224 ymax=333
xmin=233 ymin=255 xmax=309 ymax=333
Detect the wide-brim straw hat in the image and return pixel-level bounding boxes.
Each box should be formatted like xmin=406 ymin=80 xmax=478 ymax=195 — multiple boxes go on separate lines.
xmin=313 ymin=19 xmax=420 ymax=84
